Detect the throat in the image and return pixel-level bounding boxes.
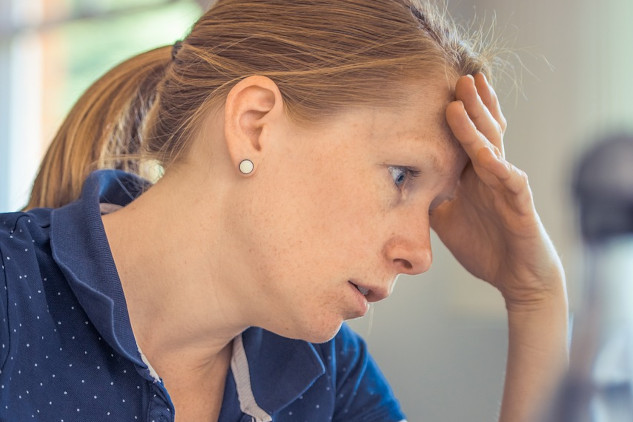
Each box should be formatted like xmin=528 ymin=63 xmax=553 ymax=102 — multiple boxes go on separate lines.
xmin=161 ymin=341 xmax=234 ymax=422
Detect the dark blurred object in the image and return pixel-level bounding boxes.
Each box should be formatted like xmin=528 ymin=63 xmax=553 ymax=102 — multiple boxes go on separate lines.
xmin=541 ymin=133 xmax=633 ymax=422
xmin=574 ymin=133 xmax=633 ymax=241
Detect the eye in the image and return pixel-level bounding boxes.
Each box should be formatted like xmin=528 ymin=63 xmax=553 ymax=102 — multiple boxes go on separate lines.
xmin=388 ymin=166 xmax=420 ymax=189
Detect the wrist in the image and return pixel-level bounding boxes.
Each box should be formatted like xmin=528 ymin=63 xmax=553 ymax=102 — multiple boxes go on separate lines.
xmin=500 ymin=288 xmax=570 ymax=422
xmin=500 ymin=264 xmax=568 ymax=313
xmin=505 ymin=282 xmax=570 ymax=359
xmin=504 ymin=284 xmax=568 ymax=314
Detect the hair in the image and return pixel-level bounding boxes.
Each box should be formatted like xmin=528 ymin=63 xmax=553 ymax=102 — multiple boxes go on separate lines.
xmin=25 ymin=0 xmax=497 ymax=210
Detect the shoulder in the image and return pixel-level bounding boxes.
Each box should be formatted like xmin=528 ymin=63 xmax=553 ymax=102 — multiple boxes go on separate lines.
xmin=0 ymin=208 xmax=52 ymax=248
xmin=0 ymin=209 xmax=53 ymax=282
xmin=0 ymin=209 xmax=56 ymax=358
xmin=0 ymin=209 xmax=52 ymax=369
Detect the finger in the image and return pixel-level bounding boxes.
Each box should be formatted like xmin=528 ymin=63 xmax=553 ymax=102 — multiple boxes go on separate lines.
xmin=473 ymin=73 xmax=507 ymax=135
xmin=478 ymin=145 xmax=510 ymax=181
xmin=446 ymin=99 xmax=502 ymax=161
xmin=447 ymin=100 xmax=523 ymax=194
xmin=454 ymin=75 xmax=504 ymax=154
xmin=446 ymin=100 xmax=505 ymax=187
xmin=479 ymin=146 xmax=534 ymax=212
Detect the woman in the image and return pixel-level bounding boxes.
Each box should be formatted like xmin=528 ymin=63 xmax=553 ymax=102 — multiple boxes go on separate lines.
xmin=1 ymin=0 xmax=568 ymax=421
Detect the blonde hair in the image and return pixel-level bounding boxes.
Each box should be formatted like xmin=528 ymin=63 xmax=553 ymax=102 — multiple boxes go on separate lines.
xmin=25 ymin=0 xmax=495 ymax=210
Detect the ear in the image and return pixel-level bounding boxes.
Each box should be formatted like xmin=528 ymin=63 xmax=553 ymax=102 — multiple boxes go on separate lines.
xmin=224 ymin=75 xmax=284 ymax=176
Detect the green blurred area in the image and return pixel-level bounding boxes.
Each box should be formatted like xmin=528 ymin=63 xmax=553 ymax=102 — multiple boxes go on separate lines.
xmin=57 ymin=0 xmax=201 ymax=117
xmin=67 ymin=0 xmax=186 ymax=14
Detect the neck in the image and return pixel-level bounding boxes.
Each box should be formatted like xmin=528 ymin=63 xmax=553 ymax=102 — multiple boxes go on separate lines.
xmin=101 ymin=168 xmax=248 ymax=373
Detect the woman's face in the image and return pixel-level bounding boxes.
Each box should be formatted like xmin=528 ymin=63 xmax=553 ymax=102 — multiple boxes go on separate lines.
xmin=225 ymin=80 xmax=467 ymax=343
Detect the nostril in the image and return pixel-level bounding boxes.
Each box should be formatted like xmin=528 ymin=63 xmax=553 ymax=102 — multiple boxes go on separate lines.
xmin=394 ymin=258 xmax=412 ymax=271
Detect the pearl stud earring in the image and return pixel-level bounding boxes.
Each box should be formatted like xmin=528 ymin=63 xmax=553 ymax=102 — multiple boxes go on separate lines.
xmin=239 ymin=159 xmax=254 ymax=175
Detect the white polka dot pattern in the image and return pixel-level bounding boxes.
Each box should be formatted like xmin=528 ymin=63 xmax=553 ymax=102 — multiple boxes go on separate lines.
xmin=0 ymin=170 xmax=407 ymax=422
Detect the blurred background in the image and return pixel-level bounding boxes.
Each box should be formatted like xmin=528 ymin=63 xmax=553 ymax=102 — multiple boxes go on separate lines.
xmin=0 ymin=0 xmax=632 ymax=420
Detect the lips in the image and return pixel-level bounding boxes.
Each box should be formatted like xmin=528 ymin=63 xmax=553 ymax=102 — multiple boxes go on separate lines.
xmin=348 ymin=280 xmax=392 ymax=303
xmin=349 ymin=281 xmax=370 ymax=296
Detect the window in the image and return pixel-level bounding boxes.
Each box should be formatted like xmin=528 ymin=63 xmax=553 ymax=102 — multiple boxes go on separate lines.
xmin=0 ymin=0 xmax=202 ymax=211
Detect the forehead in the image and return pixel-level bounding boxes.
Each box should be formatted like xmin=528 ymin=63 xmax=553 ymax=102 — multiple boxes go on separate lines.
xmin=364 ymin=79 xmax=465 ymax=167
xmin=288 ymin=76 xmax=466 ymax=176
xmin=395 ymin=78 xmax=456 ymax=138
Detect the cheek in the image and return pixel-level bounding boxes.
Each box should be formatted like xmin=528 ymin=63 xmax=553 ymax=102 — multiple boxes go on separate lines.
xmin=228 ymin=163 xmax=390 ymax=340
xmin=254 ymin=170 xmax=382 ymax=275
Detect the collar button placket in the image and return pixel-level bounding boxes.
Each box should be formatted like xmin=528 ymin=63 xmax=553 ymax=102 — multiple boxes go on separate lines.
xmin=147 ymin=382 xmax=174 ymax=422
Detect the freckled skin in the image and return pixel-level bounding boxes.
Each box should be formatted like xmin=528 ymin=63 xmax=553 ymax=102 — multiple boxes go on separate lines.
xmin=101 ymin=76 xmax=465 ymax=361
xmin=219 ymin=80 xmax=466 ymax=343
xmin=101 ymin=72 xmax=568 ymax=422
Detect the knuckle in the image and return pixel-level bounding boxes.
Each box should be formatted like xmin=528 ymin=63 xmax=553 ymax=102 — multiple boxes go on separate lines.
xmin=499 ymin=115 xmax=508 ymax=132
xmin=468 ymin=106 xmax=482 ymax=121
xmin=493 ymin=120 xmax=503 ymax=136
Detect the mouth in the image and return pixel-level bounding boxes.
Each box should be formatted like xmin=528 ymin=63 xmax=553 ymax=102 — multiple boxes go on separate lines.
xmin=349 ymin=281 xmax=370 ymax=296
xmin=347 ymin=280 xmax=370 ymax=317
xmin=348 ymin=279 xmax=392 ymax=303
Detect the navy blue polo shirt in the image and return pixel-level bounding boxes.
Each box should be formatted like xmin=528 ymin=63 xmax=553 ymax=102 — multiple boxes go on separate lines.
xmin=0 ymin=170 xmax=406 ymax=422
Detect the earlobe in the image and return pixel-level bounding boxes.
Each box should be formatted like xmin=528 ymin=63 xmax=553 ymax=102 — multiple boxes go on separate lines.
xmin=224 ymin=76 xmax=283 ymax=176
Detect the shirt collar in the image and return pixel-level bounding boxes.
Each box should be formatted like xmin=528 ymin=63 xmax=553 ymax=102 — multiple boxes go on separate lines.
xmin=233 ymin=328 xmax=326 ymax=420
xmin=49 ymin=170 xmax=150 ymax=366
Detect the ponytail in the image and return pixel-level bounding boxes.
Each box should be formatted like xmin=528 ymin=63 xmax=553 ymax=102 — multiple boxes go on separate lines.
xmin=24 ymin=45 xmax=171 ymax=210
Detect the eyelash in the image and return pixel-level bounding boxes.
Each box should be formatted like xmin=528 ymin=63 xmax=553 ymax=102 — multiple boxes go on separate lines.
xmin=388 ymin=166 xmax=421 ymax=190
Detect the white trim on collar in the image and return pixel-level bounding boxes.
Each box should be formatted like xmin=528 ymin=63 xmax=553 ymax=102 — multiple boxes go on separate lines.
xmin=138 ymin=347 xmax=161 ymax=383
xmin=99 ymin=203 xmax=123 ymax=215
xmin=231 ymin=334 xmax=272 ymax=422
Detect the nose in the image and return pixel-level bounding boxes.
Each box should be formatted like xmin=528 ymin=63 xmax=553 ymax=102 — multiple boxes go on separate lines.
xmin=383 ymin=221 xmax=433 ymax=276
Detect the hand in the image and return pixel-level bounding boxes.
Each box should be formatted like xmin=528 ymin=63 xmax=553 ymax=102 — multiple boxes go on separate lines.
xmin=431 ymin=73 xmax=565 ymax=309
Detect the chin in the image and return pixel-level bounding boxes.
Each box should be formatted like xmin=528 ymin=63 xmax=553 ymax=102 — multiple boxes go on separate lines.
xmin=304 ymin=325 xmax=343 ymax=344
xmin=278 ymin=318 xmax=344 ymax=344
